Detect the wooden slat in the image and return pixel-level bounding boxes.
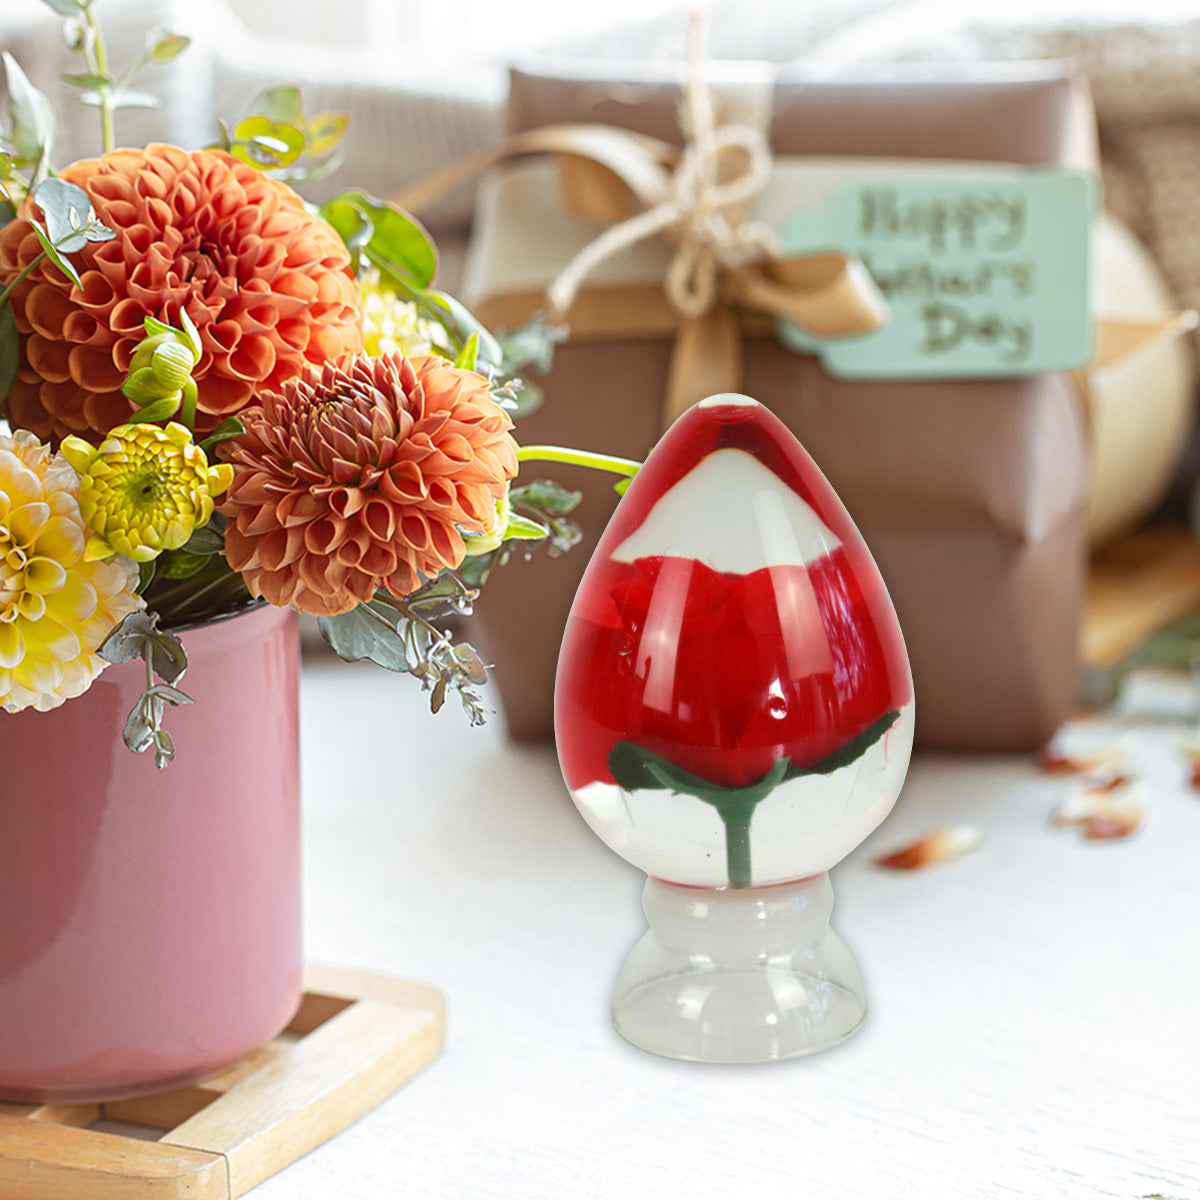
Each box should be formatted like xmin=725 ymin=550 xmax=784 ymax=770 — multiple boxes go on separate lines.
xmin=0 ymin=1103 xmax=101 ymax=1128
xmin=0 ymin=965 xmax=445 ymax=1199
xmin=162 ymin=991 xmax=444 ymax=1198
xmin=1084 ymin=526 xmax=1200 ymax=667
xmin=0 ymin=1115 xmax=226 ymax=1200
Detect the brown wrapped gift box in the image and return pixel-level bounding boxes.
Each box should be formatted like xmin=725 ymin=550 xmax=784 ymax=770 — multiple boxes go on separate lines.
xmin=467 ymin=63 xmax=1096 ymax=751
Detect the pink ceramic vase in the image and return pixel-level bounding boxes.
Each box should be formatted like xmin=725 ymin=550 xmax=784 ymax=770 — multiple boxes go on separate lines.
xmin=0 ymin=602 xmax=302 ymax=1103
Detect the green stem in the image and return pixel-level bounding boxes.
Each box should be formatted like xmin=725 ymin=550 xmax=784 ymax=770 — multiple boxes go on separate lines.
xmin=82 ymin=2 xmax=115 ymax=154
xmin=723 ymin=812 xmax=754 ymax=889
xmin=516 ymin=445 xmax=641 ymax=478
xmin=0 ymin=251 xmax=46 ymax=308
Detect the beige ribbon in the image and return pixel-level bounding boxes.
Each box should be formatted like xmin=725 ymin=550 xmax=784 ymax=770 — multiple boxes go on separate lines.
xmin=392 ymin=14 xmax=886 ymax=429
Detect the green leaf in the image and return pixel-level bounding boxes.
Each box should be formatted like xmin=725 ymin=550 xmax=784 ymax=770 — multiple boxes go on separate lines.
xmin=39 ymin=0 xmax=86 ymax=14
xmin=148 ymin=31 xmax=191 ymax=63
xmin=321 ymin=199 xmax=373 ymax=263
xmin=198 ymin=417 xmax=245 ymax=454
xmin=305 ymin=112 xmax=347 ymax=158
xmin=232 ymin=116 xmax=305 ymax=168
xmin=0 ymin=197 xmax=15 ymax=228
xmin=3 ymin=52 xmax=54 ymax=165
xmin=256 ymin=86 xmax=303 ymax=127
xmin=0 ymin=152 xmax=11 ymax=181
xmin=424 ymin=290 xmax=502 ymax=367
xmin=781 ymin=710 xmax=901 ymax=781
xmin=453 ymin=332 xmax=478 ymax=371
xmin=127 ymin=393 xmax=181 ymax=423
xmin=317 ymin=603 xmax=416 ymax=673
xmin=30 ymin=220 xmax=82 ymax=288
xmin=137 ymin=559 xmax=157 ymax=593
xmin=269 ymin=151 xmax=344 ymax=187
xmin=325 ymin=190 xmax=437 ymax=288
xmin=509 ymin=479 xmax=582 ymax=516
xmin=503 ymin=514 xmax=549 ymax=541
xmin=60 ymin=71 xmax=111 ymax=89
xmin=0 ymin=303 xmax=18 ymax=400
xmin=179 ymin=525 xmax=224 ymax=556
xmin=162 ymin=550 xmax=212 ymax=579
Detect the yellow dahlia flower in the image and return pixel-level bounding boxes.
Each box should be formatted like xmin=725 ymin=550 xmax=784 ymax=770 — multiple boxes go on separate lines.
xmin=61 ymin=423 xmax=234 ymax=563
xmin=0 ymin=430 xmax=143 ymax=713
xmin=359 ymin=267 xmax=443 ymax=358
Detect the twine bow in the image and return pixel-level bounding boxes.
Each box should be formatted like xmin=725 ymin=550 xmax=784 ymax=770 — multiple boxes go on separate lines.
xmin=392 ymin=12 xmax=887 ymax=428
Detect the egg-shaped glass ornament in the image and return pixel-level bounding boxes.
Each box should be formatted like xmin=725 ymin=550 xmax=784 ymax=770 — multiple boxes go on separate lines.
xmin=555 ymin=394 xmax=913 ymax=1062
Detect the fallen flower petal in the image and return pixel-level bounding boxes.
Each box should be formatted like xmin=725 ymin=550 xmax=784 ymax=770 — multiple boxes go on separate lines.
xmin=873 ymin=824 xmax=984 ymax=870
xmin=1052 ymin=777 xmax=1149 ymax=841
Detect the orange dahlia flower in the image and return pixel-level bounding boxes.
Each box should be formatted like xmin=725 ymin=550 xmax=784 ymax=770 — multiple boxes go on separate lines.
xmin=0 ymin=144 xmax=362 ymax=441
xmin=219 ymin=352 xmax=519 ymax=616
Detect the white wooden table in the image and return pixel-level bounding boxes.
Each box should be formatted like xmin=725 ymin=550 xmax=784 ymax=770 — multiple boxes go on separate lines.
xmin=270 ymin=653 xmax=1199 ymax=1200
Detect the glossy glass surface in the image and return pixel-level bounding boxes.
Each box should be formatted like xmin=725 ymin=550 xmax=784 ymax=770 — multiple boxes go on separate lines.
xmin=555 ymin=395 xmax=914 ymax=889
xmin=0 ymin=604 xmax=302 ymax=1102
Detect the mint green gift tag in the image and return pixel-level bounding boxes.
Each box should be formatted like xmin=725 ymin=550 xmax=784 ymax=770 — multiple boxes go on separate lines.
xmin=779 ymin=169 xmax=1096 ymax=378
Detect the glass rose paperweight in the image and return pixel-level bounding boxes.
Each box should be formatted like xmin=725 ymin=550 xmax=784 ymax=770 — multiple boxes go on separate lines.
xmin=554 ymin=394 xmax=914 ymax=1063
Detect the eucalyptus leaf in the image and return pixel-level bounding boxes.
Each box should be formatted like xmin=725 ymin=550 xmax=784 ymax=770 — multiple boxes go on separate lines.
xmin=0 ymin=303 xmax=18 ymax=399
xmin=503 ymin=514 xmax=549 ymax=541
xmin=40 ymin=0 xmax=85 ymax=14
xmin=60 ymin=71 xmax=111 ymax=89
xmin=148 ymin=31 xmax=191 ymax=63
xmin=305 ymin=112 xmax=347 ymax=158
xmin=256 ymin=85 xmax=303 ymax=127
xmin=402 ymin=574 xmax=478 ymax=619
xmin=81 ymin=88 xmax=160 ymax=111
xmin=497 ymin=314 xmax=568 ymax=373
xmin=145 ymin=681 xmax=192 ymax=706
xmin=510 ymin=479 xmax=583 ymax=516
xmin=30 ymin=220 xmax=82 ymax=288
xmin=33 ymin=177 xmax=94 ymax=251
xmin=152 ymin=728 xmax=175 ymax=769
xmin=233 ymin=116 xmax=304 ymax=168
xmin=3 ymin=52 xmax=54 ymax=165
xmin=270 ymin=151 xmax=344 ymax=186
xmin=98 ymin=611 xmax=159 ymax=664
xmin=317 ymin=603 xmax=415 ymax=672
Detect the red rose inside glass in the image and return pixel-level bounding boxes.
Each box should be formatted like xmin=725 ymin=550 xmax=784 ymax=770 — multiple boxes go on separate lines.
xmin=555 ymin=396 xmax=912 ymax=889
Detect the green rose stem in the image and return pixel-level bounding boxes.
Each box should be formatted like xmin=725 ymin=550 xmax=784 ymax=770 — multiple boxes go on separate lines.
xmin=645 ymin=757 xmax=789 ymax=889
xmin=81 ymin=1 xmax=116 ymax=155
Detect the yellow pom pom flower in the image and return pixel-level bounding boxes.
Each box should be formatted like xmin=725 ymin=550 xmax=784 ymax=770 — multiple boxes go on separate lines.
xmin=0 ymin=430 xmax=144 ymax=713
xmin=359 ymin=266 xmax=443 ymax=358
xmin=61 ymin=423 xmax=235 ymax=564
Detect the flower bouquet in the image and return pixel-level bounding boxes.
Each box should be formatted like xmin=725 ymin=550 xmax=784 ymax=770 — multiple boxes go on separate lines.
xmin=0 ymin=0 xmax=632 ymax=1104
xmin=0 ymin=2 xmax=636 ymax=768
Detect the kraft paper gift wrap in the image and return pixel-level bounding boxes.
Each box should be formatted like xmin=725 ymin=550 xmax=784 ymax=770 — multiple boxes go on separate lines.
xmin=463 ymin=61 xmax=1098 ymax=751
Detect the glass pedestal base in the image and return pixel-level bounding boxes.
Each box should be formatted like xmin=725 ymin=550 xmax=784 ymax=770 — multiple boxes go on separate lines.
xmin=612 ymin=873 xmax=866 ymax=1063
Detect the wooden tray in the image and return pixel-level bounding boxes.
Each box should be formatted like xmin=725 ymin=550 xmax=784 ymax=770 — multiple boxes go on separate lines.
xmin=1084 ymin=526 xmax=1200 ymax=667
xmin=0 ymin=963 xmax=445 ymax=1199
